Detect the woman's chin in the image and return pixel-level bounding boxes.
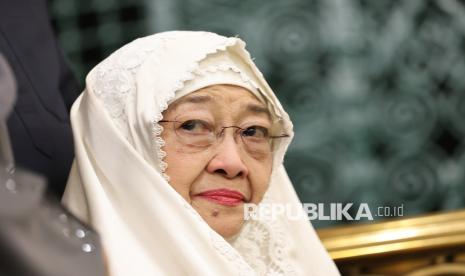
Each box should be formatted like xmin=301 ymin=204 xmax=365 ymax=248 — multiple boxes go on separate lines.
xmin=213 ymin=221 xmax=244 ymax=239
xmin=192 ymin=199 xmax=245 ymax=239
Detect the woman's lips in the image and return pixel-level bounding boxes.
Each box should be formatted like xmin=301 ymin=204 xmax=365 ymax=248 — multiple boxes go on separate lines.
xmin=195 ymin=189 xmax=246 ymax=206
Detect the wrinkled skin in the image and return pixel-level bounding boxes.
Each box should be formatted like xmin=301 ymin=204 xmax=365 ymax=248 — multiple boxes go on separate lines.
xmin=161 ymin=84 xmax=273 ymax=238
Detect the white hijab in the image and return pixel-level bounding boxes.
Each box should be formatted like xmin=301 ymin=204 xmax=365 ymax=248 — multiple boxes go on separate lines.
xmin=62 ymin=31 xmax=339 ymax=276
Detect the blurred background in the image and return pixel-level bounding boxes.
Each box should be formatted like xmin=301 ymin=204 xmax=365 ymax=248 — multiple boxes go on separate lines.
xmin=48 ymin=0 xmax=465 ymax=229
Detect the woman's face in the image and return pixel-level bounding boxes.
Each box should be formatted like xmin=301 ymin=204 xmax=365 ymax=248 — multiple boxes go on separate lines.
xmin=161 ymin=84 xmax=273 ymax=238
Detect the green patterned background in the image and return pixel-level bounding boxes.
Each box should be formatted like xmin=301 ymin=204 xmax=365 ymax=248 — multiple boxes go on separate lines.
xmin=49 ymin=0 xmax=465 ymax=228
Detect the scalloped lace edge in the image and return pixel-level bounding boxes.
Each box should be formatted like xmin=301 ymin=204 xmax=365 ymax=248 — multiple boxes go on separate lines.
xmin=152 ymin=38 xmax=239 ymax=181
xmin=151 ymin=37 xmax=295 ymax=275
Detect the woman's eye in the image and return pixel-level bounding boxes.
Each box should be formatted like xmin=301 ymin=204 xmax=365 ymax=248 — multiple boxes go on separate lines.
xmin=242 ymin=126 xmax=269 ymax=138
xmin=179 ymin=120 xmax=211 ymax=133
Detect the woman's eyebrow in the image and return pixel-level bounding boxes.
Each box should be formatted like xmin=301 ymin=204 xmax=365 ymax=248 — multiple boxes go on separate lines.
xmin=173 ymin=95 xmax=270 ymax=117
xmin=172 ymin=94 xmax=213 ymax=108
xmin=245 ymin=103 xmax=271 ymax=118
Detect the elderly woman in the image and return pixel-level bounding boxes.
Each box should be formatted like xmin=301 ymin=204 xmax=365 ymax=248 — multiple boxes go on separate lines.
xmin=62 ymin=31 xmax=339 ymax=275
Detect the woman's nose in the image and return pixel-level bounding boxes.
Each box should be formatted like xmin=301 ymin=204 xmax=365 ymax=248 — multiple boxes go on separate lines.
xmin=206 ymin=134 xmax=249 ymax=179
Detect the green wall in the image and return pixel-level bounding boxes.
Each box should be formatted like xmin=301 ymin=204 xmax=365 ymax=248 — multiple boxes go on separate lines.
xmin=50 ymin=0 xmax=465 ymax=228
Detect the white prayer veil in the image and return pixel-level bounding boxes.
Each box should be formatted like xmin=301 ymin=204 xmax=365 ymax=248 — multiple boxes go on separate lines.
xmin=62 ymin=31 xmax=340 ymax=276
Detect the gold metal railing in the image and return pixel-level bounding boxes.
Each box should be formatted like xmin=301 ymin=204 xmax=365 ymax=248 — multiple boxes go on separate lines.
xmin=317 ymin=210 xmax=465 ymax=275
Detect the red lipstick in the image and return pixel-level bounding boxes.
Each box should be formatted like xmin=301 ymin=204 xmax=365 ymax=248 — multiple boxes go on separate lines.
xmin=195 ymin=189 xmax=245 ymax=206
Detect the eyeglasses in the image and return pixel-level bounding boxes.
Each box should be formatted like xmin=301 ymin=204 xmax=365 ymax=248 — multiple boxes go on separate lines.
xmin=159 ymin=117 xmax=289 ymax=156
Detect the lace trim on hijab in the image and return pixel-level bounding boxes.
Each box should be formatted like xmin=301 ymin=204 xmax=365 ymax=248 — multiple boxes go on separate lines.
xmin=154 ymin=63 xmax=266 ymax=180
xmin=150 ymin=34 xmax=260 ymax=275
xmin=150 ymin=37 xmax=295 ymax=275
xmin=154 ymin=65 xmax=295 ymax=275
xmin=92 ymin=38 xmax=161 ymax=138
xmin=231 ymin=194 xmax=296 ymax=276
xmin=151 ymin=38 xmax=260 ymax=182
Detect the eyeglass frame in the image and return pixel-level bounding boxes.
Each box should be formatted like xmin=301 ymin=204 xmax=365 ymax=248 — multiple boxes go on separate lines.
xmin=158 ymin=118 xmax=290 ymax=154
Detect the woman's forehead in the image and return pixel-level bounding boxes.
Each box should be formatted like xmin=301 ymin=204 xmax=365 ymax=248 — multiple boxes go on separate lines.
xmin=168 ymin=85 xmax=270 ymax=117
xmin=187 ymin=85 xmax=261 ymax=104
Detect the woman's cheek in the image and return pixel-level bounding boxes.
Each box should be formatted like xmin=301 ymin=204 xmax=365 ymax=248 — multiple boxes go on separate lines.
xmin=167 ymin=153 xmax=208 ymax=190
xmin=248 ymin=159 xmax=272 ymax=204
